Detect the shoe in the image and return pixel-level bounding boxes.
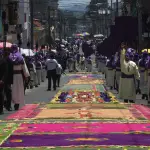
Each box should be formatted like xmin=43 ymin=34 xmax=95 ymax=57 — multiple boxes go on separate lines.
xmin=145 ymin=94 xmax=148 ymax=100
xmin=6 ymin=107 xmax=12 ymax=111
xmin=129 ymin=100 xmax=135 ymax=103
xmin=47 ymin=89 xmax=51 ymax=91
xmin=124 ymin=99 xmax=128 ymax=103
xmin=35 ymin=85 xmax=38 ymax=87
xmin=53 ymin=88 xmax=56 ymax=91
xmin=0 ymin=111 xmax=4 ymax=115
xmin=142 ymin=94 xmax=145 ymax=99
xmin=14 ymin=104 xmax=19 ymax=111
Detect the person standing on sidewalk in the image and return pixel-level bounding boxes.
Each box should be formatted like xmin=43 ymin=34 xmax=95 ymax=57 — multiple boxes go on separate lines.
xmin=41 ymin=56 xmax=46 ymax=82
xmin=28 ymin=57 xmax=36 ymax=89
xmin=35 ymin=55 xmax=42 ymax=86
xmin=105 ymin=55 xmax=116 ymax=90
xmin=46 ymin=55 xmax=58 ymax=91
xmin=0 ymin=50 xmax=7 ymax=114
xmin=138 ymin=52 xmax=149 ymax=100
xmin=56 ymin=64 xmax=62 ymax=87
xmin=4 ymin=49 xmax=13 ymax=111
xmin=119 ymin=42 xmax=140 ymax=103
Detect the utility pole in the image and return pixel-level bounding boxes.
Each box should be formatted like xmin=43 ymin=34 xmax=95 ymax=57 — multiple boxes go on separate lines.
xmin=48 ymin=6 xmax=52 ymax=48
xmin=111 ymin=0 xmax=113 ymax=19
xmin=137 ymin=0 xmax=142 ymax=52
xmin=30 ymin=0 xmax=33 ymax=50
xmin=116 ymin=0 xmax=119 ymax=16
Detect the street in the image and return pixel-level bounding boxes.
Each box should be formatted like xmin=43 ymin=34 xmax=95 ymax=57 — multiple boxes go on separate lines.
xmin=0 ymin=71 xmax=150 ymax=149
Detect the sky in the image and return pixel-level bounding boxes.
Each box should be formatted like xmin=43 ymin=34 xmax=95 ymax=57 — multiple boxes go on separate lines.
xmin=58 ymin=0 xmax=91 ymax=11
xmin=58 ymin=0 xmax=121 ymax=11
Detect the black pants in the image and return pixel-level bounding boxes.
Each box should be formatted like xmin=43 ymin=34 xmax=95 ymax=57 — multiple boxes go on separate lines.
xmin=4 ymin=84 xmax=12 ymax=109
xmin=56 ymin=74 xmax=61 ymax=86
xmin=47 ymin=69 xmax=57 ymax=90
xmin=0 ymin=87 xmax=4 ymax=113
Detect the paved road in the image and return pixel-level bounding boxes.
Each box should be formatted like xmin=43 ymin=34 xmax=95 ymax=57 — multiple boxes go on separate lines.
xmin=0 ymin=75 xmax=69 ymax=120
xmin=24 ymin=75 xmax=69 ymax=103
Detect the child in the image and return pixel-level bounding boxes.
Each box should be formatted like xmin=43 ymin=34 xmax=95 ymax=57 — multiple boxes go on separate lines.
xmin=56 ymin=64 xmax=62 ymax=87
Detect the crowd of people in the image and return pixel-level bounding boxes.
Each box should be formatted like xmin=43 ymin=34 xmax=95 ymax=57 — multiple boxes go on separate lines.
xmin=1 ymin=38 xmax=149 ymax=115
xmin=97 ymin=42 xmax=150 ymax=104
xmin=0 ymin=38 xmax=97 ymax=115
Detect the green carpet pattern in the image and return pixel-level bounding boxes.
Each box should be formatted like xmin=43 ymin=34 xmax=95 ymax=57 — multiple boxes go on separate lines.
xmin=61 ymin=84 xmax=105 ymax=92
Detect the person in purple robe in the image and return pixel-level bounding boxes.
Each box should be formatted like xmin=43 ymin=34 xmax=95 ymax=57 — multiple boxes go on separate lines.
xmin=0 ymin=50 xmax=7 ymax=114
xmin=146 ymin=55 xmax=150 ymax=104
xmin=9 ymin=44 xmax=30 ymax=110
xmin=138 ymin=52 xmax=149 ymax=100
xmin=115 ymin=53 xmax=121 ymax=92
xmin=106 ymin=55 xmax=116 ymax=90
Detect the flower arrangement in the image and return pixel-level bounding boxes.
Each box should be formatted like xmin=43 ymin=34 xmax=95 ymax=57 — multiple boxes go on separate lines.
xmin=50 ymin=90 xmax=119 ymax=104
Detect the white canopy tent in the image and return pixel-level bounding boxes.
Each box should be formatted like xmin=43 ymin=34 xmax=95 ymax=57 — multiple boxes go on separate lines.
xmin=20 ymin=48 xmax=35 ymax=56
xmin=51 ymin=49 xmax=57 ymax=53
xmin=94 ymin=34 xmax=104 ymax=38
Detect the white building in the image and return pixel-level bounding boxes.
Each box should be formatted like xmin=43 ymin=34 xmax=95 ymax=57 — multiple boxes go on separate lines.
xmin=18 ymin=0 xmax=30 ymax=48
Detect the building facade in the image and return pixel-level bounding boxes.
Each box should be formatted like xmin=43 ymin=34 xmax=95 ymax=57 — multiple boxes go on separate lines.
xmin=18 ymin=0 xmax=30 ymax=48
xmin=0 ymin=0 xmax=30 ymax=48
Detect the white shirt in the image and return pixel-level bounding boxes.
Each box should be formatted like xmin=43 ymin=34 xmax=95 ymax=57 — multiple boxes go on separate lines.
xmin=46 ymin=59 xmax=58 ymax=70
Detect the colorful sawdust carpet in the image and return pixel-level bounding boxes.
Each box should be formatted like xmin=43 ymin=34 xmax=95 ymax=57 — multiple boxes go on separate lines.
xmin=50 ymin=90 xmax=115 ymax=103
xmin=0 ymin=123 xmax=18 ymax=145
xmin=1 ymin=122 xmax=150 ymax=148
xmin=46 ymin=103 xmax=127 ymax=109
xmin=67 ymin=79 xmax=104 ymax=85
xmin=61 ymin=84 xmax=106 ymax=92
xmin=34 ymin=106 xmax=146 ymax=120
xmin=6 ymin=104 xmax=39 ymax=120
xmin=3 ymin=73 xmax=150 ymax=149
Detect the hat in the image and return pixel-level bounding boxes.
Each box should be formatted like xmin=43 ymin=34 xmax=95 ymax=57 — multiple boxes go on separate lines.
xmin=142 ymin=51 xmax=148 ymax=58
xmin=11 ymin=44 xmax=18 ymax=53
xmin=125 ymin=52 xmax=131 ymax=58
xmin=9 ymin=51 xmax=24 ymax=65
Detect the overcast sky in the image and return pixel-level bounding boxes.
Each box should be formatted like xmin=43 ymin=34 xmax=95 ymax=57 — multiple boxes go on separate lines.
xmin=59 ymin=0 xmax=121 ymax=10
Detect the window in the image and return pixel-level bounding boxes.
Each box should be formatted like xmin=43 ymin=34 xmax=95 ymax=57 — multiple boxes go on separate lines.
xmin=8 ymin=2 xmax=18 ymax=25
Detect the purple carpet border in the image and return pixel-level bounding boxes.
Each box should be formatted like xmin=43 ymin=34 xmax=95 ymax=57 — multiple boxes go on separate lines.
xmin=1 ymin=134 xmax=150 ymax=147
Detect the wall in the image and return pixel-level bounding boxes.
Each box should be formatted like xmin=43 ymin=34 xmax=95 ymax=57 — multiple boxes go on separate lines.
xmin=0 ymin=0 xmax=9 ymax=40
xmin=18 ymin=0 xmax=30 ymax=48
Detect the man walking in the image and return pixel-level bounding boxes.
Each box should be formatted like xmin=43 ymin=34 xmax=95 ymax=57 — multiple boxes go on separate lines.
xmin=4 ymin=50 xmax=13 ymax=111
xmin=0 ymin=50 xmax=9 ymax=114
xmin=46 ymin=55 xmax=58 ymax=91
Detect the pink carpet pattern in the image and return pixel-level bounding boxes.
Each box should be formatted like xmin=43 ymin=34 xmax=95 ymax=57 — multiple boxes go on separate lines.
xmin=14 ymin=123 xmax=150 ymax=134
xmin=6 ymin=104 xmax=39 ymax=120
xmin=2 ymin=74 xmax=150 ymax=149
xmin=132 ymin=104 xmax=150 ymax=119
